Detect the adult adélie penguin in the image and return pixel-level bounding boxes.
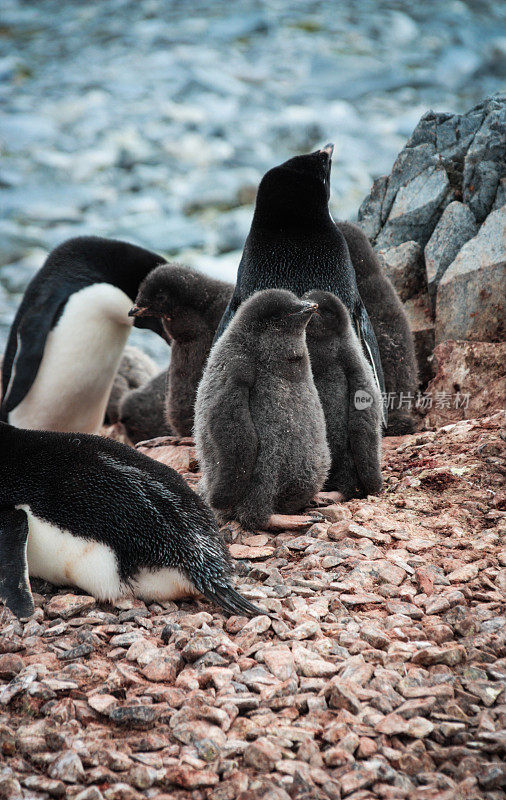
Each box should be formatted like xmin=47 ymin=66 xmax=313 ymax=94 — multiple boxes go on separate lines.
xmin=1 ymin=236 xmax=167 ymax=433
xmin=214 ymin=145 xmax=386 ymax=421
xmin=0 ymin=421 xmax=265 ymax=620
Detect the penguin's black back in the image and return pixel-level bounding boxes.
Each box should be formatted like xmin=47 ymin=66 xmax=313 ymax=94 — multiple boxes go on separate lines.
xmin=1 ymin=237 xmax=166 ymax=419
xmin=0 ymin=425 xmax=221 ymax=584
xmin=21 ymin=236 xmax=167 ymax=304
xmin=236 ymin=224 xmax=357 ymax=310
xmin=213 ymin=153 xmax=385 ymax=402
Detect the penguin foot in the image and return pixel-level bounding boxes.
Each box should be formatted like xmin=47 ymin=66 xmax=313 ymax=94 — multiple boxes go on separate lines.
xmin=264 ymin=513 xmax=321 ymax=531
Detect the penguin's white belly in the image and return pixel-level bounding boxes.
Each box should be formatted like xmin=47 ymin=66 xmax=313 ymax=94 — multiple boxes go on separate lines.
xmin=9 ymin=283 xmax=133 ymax=434
xmin=20 ymin=506 xmax=124 ymax=602
xmin=19 ymin=506 xmax=197 ymax=603
xmin=131 ymin=568 xmax=197 ymax=602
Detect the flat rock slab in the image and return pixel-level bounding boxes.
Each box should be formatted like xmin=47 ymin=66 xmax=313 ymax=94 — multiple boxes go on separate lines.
xmin=45 ymin=593 xmax=96 ymax=619
xmin=136 ymin=437 xmax=198 ymax=473
xmin=229 ymin=544 xmax=275 ymax=560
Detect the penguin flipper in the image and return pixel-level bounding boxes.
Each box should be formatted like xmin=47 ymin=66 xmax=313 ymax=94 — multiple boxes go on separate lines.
xmin=0 ymin=508 xmax=34 ymax=619
xmin=354 ymin=306 xmax=387 ymax=428
xmin=1 ymin=289 xmax=69 ymax=417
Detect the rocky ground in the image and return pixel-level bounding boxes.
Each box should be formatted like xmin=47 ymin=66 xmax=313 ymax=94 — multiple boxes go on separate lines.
xmin=1 ymin=410 xmax=505 ymax=800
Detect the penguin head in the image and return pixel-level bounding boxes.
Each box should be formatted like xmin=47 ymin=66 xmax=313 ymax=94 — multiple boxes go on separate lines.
xmin=303 ymin=290 xmax=351 ymax=339
xmin=235 ymin=289 xmax=317 ymax=368
xmin=130 ymin=264 xmax=212 ymax=342
xmin=237 ymin=288 xmax=318 ymax=338
xmin=253 ymin=144 xmax=334 ymax=228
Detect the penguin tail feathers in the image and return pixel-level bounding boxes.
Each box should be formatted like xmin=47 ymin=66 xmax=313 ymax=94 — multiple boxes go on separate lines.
xmin=202 ymin=582 xmax=273 ymax=618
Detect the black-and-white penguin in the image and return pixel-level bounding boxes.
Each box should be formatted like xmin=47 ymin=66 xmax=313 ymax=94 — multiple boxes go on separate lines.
xmin=1 ymin=236 xmax=167 ymax=434
xmin=0 ymin=422 xmax=264 ymax=619
xmin=214 ymin=145 xmax=386 ymax=419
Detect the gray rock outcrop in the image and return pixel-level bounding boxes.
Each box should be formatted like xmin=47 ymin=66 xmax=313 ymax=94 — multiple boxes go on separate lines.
xmin=357 ymin=93 xmax=505 ymax=384
xmin=436 ymin=206 xmax=505 ymax=343
xmin=424 ymin=202 xmax=478 ymax=307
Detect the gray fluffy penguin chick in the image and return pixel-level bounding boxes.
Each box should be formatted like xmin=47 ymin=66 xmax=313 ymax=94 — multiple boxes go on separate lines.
xmin=130 ymin=265 xmax=233 ymax=436
xmin=194 ymin=289 xmax=331 ymax=530
xmin=120 ymin=369 xmax=172 ymax=444
xmin=304 ymin=290 xmax=383 ymax=500
xmin=336 ymin=221 xmax=418 ymax=435
xmin=105 ymin=346 xmax=159 ymax=424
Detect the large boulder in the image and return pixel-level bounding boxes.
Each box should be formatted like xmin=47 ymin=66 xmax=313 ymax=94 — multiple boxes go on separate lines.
xmin=424 ymin=201 xmax=478 ymax=307
xmin=359 ymin=95 xmax=505 ymax=244
xmin=375 ymin=164 xmax=452 ymax=250
xmin=435 ymin=206 xmax=506 ymax=343
xmin=378 ymin=241 xmax=425 ymax=302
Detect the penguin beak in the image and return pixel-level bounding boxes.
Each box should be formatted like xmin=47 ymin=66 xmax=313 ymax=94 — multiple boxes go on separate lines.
xmin=320 ymin=143 xmax=334 ymax=159
xmin=292 ymin=301 xmax=319 ymax=317
xmin=128 ymin=305 xmax=151 ymax=318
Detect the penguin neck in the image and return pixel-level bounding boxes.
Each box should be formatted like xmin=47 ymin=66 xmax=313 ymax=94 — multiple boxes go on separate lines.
xmin=252 ymin=200 xmax=333 ymax=234
xmin=85 ymin=283 xmax=135 ymax=326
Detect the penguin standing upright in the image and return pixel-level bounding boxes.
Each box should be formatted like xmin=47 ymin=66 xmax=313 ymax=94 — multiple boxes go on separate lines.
xmin=130 ymin=265 xmax=233 ymax=436
xmin=0 ymin=422 xmax=264 ymax=620
xmin=304 ymin=290 xmax=383 ymax=499
xmin=336 ymin=221 xmax=418 ymax=435
xmin=1 ymin=236 xmax=166 ymax=434
xmin=195 ymin=289 xmax=330 ymax=531
xmin=214 ymin=146 xmax=386 ymax=411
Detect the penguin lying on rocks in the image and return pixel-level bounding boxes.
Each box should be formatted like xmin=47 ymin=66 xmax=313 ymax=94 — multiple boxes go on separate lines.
xmin=130 ymin=265 xmax=233 ymax=436
xmin=195 ymin=289 xmax=330 ymax=531
xmin=336 ymin=221 xmax=418 ymax=435
xmin=214 ymin=146 xmax=386 ymax=422
xmin=304 ymin=290 xmax=383 ymax=499
xmin=0 ymin=422 xmax=263 ymax=619
xmin=1 ymin=236 xmax=166 ymax=433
